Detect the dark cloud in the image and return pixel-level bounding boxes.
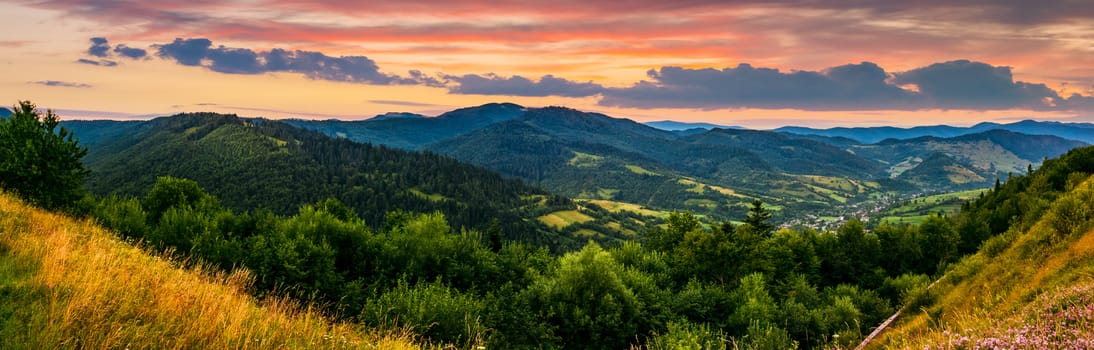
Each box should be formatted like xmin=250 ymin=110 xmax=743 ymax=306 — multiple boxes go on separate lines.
xmin=112 ymin=44 xmax=147 ymax=59
xmin=599 ymin=63 xmax=916 ymax=110
xmin=153 ymin=38 xmax=418 ymax=85
xmin=597 ymin=60 xmax=1093 ymax=112
xmin=87 ymin=37 xmax=110 ymax=57
xmin=892 ymin=60 xmax=1065 ymax=110
xmin=155 ymin=38 xmax=212 ymax=66
xmin=32 ymin=80 xmax=92 ymax=88
xmin=76 ymin=58 xmax=118 ymax=66
xmin=446 ymin=74 xmax=605 ymax=97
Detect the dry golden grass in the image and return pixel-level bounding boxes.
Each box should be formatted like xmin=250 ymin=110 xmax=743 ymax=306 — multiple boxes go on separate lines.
xmin=0 ymin=192 xmax=419 ymax=349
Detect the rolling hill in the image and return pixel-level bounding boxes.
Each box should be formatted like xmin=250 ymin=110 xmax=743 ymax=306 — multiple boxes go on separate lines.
xmin=66 ymin=103 xmax=1089 ymax=226
xmin=75 ymin=112 xmax=577 ymax=246
xmin=430 ymin=107 xmax=897 ymax=220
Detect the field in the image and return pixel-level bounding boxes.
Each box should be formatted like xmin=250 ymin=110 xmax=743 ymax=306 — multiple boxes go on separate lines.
xmin=878 ymin=188 xmax=988 ymax=225
xmin=537 ymin=210 xmax=595 ymax=229
xmin=580 ymin=199 xmax=669 ymax=218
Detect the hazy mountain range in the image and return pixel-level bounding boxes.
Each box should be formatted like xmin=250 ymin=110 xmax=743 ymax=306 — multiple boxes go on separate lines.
xmin=775 ymin=120 xmax=1094 ymax=144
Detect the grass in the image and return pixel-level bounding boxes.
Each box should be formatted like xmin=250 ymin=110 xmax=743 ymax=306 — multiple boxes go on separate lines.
xmin=537 ymin=210 xmax=595 ymax=229
xmin=0 ymin=192 xmax=418 ymax=349
xmin=624 ymin=164 xmax=658 ymax=176
xmin=407 ymin=188 xmax=448 ymax=202
xmin=567 ymin=151 xmax=603 ymax=168
xmin=869 ymin=176 xmax=1094 ymax=348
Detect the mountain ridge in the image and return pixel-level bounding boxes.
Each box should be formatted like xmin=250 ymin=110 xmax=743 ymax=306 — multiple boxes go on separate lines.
xmin=777 ymin=119 xmax=1094 ymax=144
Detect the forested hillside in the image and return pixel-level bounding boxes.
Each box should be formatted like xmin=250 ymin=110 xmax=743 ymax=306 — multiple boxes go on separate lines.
xmin=871 ymin=145 xmax=1094 ymax=348
xmin=77 ymin=112 xmax=579 ymax=247
xmin=283 ymin=103 xmax=526 ymax=149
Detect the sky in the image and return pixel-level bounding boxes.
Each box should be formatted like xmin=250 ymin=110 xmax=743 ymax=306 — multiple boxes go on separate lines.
xmin=2 ymin=0 xmax=1094 ymax=128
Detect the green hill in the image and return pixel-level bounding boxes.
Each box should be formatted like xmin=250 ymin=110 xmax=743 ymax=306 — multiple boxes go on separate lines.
xmin=78 ymin=112 xmax=571 ymax=247
xmin=0 ymin=192 xmax=416 ymax=349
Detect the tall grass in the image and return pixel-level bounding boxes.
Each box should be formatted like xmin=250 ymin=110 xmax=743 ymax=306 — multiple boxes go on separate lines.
xmin=0 ymin=192 xmax=418 ymax=349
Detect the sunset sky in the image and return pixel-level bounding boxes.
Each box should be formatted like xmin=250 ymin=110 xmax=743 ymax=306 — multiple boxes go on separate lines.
xmin=2 ymin=0 xmax=1093 ymax=128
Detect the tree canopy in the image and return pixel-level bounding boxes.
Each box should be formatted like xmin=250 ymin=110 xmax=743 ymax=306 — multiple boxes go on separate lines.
xmin=0 ymin=101 xmax=88 ymax=210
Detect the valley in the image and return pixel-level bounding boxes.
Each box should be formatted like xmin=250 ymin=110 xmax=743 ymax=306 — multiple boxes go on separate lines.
xmin=4 ymin=100 xmax=1090 ymax=349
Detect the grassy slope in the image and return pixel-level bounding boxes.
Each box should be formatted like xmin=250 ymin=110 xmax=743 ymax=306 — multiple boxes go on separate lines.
xmin=871 ymin=176 xmax=1094 ymax=348
xmin=0 ymin=192 xmax=416 ymax=349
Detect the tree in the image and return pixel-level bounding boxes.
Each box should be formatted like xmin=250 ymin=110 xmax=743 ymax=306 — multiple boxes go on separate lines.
xmin=744 ymin=199 xmax=775 ymax=237
xmin=0 ymin=101 xmax=88 ymax=210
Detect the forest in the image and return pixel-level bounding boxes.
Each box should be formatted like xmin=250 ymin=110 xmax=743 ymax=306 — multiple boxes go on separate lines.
xmin=4 ymin=100 xmax=1094 ymax=349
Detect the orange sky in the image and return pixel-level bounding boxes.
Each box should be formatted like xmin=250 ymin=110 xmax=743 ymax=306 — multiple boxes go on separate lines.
xmin=2 ymin=1 xmax=1093 ymax=128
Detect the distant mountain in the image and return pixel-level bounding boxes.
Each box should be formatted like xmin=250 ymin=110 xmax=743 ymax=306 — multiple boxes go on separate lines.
xmin=367 ymin=112 xmax=424 ymax=121
xmin=285 ymin=102 xmax=525 ymax=149
xmin=644 ymin=120 xmax=740 ymax=131
xmin=775 ymin=120 xmax=1094 ymax=144
xmin=847 ymin=129 xmax=1085 ymax=190
xmin=78 ymin=113 xmax=575 ymax=246
xmin=0 ymin=107 xmax=11 ymax=118
xmin=62 ymin=120 xmax=149 ymax=150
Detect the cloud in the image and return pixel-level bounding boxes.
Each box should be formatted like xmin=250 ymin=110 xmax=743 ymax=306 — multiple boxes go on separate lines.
xmin=154 ymin=38 xmax=212 ymax=66
xmin=891 ymin=60 xmax=1065 ymax=110
xmin=446 ymin=74 xmax=605 ymax=97
xmin=153 ymin=37 xmax=422 ymax=84
xmin=369 ymin=100 xmax=446 ymax=108
xmin=32 ymin=80 xmax=92 ymax=88
xmin=599 ymin=62 xmax=916 ymax=110
xmin=597 ymin=60 xmax=1094 ymax=112
xmin=76 ymin=58 xmax=117 ymax=66
xmin=113 ymin=44 xmax=147 ymax=59
xmin=87 ymin=37 xmax=110 ymax=57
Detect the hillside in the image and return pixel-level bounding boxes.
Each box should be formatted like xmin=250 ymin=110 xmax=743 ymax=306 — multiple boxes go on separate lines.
xmin=78 ymin=112 xmax=563 ymax=245
xmin=849 ymin=130 xmax=1084 ymax=189
xmin=284 ymin=102 xmax=525 ymax=149
xmin=864 ymin=145 xmax=1094 ymax=348
xmin=0 ymin=191 xmax=415 ymax=349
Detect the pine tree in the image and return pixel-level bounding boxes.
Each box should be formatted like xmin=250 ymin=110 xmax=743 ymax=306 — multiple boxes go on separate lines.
xmin=744 ymin=199 xmax=774 ymax=237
